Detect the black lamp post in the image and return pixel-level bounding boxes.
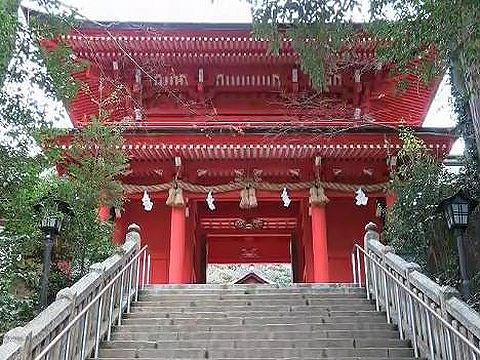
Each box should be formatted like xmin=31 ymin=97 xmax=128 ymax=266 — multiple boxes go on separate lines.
xmin=439 ymin=191 xmax=479 ymax=299
xmin=35 ymin=199 xmax=72 ymax=310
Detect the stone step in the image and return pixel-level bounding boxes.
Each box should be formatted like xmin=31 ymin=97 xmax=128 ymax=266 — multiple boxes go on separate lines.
xmin=139 ymin=290 xmax=365 ymax=300
xmin=141 ymin=284 xmax=365 ymax=295
xmin=95 ymin=285 xmax=413 ymax=360
xmin=137 ymin=295 xmax=373 ymax=307
xmin=112 ymin=329 xmax=401 ymax=341
xmin=102 ymin=338 xmax=410 ymax=349
xmin=94 ymin=358 xmax=419 ymax=360
xmin=130 ymin=306 xmax=375 ymax=315
xmin=122 ymin=314 xmax=387 ymax=325
xmin=116 ymin=322 xmax=396 ymax=332
xmin=137 ymin=298 xmax=367 ymax=306
xmin=140 ymin=289 xmax=365 ymax=299
xmin=127 ymin=310 xmax=380 ymax=319
xmin=132 ymin=303 xmax=375 ymax=311
xmin=98 ymin=347 xmax=414 ymax=358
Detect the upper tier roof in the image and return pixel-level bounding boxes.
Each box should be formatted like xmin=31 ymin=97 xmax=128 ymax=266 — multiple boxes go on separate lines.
xmin=55 ymin=20 xmax=440 ymax=130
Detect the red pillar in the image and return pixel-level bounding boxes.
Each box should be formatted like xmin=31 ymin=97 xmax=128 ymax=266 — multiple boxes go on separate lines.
xmin=98 ymin=205 xmax=110 ymax=222
xmin=386 ymin=192 xmax=396 ymax=208
xmin=311 ymin=204 xmax=329 ymax=282
xmin=168 ymin=207 xmax=186 ymax=283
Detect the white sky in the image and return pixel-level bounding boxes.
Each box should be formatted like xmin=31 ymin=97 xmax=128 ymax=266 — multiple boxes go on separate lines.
xmin=23 ymin=0 xmax=462 ymax=154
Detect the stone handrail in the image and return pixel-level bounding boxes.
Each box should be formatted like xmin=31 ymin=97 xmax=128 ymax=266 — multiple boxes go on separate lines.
xmin=361 ymin=222 xmax=480 ymax=359
xmin=0 ymin=223 xmax=144 ymax=360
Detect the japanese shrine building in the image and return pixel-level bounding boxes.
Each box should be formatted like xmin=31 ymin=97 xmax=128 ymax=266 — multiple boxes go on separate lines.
xmin=60 ymin=21 xmax=454 ymax=284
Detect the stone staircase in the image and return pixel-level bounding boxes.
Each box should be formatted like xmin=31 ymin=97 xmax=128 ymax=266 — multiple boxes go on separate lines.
xmin=94 ymin=284 xmax=417 ymax=360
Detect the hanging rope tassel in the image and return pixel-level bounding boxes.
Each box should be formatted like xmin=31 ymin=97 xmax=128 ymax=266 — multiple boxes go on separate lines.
xmin=239 ymin=185 xmax=258 ymax=209
xmin=166 ymin=185 xmax=185 ymax=207
xmin=309 ymin=184 xmax=329 ymax=206
xmin=239 ymin=187 xmax=249 ymax=209
xmin=249 ymin=186 xmax=258 ymax=209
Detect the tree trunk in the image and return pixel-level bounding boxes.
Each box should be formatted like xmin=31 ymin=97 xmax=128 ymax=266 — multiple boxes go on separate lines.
xmin=451 ymin=59 xmax=480 ymax=161
xmin=469 ymin=92 xmax=480 ymax=159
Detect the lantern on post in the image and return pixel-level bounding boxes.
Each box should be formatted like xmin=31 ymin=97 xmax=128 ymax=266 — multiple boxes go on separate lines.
xmin=438 ymin=190 xmax=478 ymax=299
xmin=34 ymin=197 xmax=73 ymax=310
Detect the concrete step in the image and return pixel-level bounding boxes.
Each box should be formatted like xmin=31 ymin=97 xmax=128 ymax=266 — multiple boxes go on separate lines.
xmin=115 ymin=322 xmax=396 ymax=332
xmin=95 ymin=285 xmax=413 ymax=360
xmin=129 ymin=308 xmax=376 ymax=317
xmin=98 ymin=347 xmax=415 ymax=358
xmin=127 ymin=310 xmax=381 ymax=319
xmin=138 ymin=292 xmax=367 ymax=300
xmin=141 ymin=284 xmax=365 ymax=295
xmin=132 ymin=303 xmax=375 ymax=311
xmin=94 ymin=358 xmax=419 ymax=360
xmin=112 ymin=329 xmax=401 ymax=341
xmin=136 ymin=298 xmax=368 ymax=307
xmin=122 ymin=314 xmax=388 ymax=325
xmin=102 ymin=338 xmax=410 ymax=349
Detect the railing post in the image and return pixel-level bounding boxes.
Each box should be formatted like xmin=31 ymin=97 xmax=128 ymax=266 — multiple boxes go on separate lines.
xmin=351 ymin=251 xmax=357 ymax=285
xmin=55 ymin=288 xmax=76 ymax=360
xmin=126 ymin=223 xmax=141 ymax=249
xmin=363 ymin=222 xmax=379 ymax=299
xmin=2 ymin=327 xmax=32 ymax=360
xmin=439 ymin=286 xmax=460 ymax=360
xmin=147 ymin=254 xmax=151 ymax=285
xmin=126 ymin=223 xmax=142 ymax=302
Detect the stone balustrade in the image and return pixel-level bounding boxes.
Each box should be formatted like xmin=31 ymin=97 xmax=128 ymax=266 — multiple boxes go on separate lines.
xmin=0 ymin=224 xmax=142 ymax=360
xmin=363 ymin=222 xmax=480 ymax=359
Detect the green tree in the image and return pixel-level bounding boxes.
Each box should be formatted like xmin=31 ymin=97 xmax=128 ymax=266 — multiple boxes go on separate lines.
xmin=250 ymin=0 xmax=480 ymax=160
xmin=384 ymin=130 xmax=456 ymax=275
xmin=250 ymin=1 xmax=480 ymax=305
xmin=0 ymin=0 xmax=127 ymax=336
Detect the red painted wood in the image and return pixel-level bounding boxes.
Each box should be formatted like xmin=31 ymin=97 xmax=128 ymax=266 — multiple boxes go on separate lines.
xmin=168 ymin=207 xmax=186 ymax=283
xmin=386 ymin=193 xmax=396 ymax=208
xmin=311 ymin=205 xmax=329 ymax=282
xmin=47 ymin=24 xmax=456 ymax=285
xmin=326 ymin=197 xmax=377 ymax=282
xmin=207 ymin=234 xmax=291 ymax=264
xmin=98 ymin=205 xmax=110 ymax=222
xmin=62 ymin=25 xmax=440 ymax=129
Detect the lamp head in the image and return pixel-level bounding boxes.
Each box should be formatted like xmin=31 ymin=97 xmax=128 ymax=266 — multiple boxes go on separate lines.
xmin=438 ymin=190 xmax=478 ymax=230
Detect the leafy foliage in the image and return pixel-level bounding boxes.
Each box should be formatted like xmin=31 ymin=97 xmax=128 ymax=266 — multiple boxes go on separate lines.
xmin=207 ymin=264 xmax=292 ymax=286
xmin=0 ymin=0 xmax=127 ymax=337
xmin=0 ymin=118 xmax=127 ymax=336
xmin=384 ymin=130 xmax=456 ymax=273
xmin=250 ymin=0 xmax=359 ymax=88
xmin=385 ymin=129 xmax=480 ymax=307
xmin=250 ymin=0 xmax=480 ymax=157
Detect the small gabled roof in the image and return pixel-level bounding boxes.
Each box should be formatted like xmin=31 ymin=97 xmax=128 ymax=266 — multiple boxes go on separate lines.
xmin=232 ymin=268 xmax=272 ymax=284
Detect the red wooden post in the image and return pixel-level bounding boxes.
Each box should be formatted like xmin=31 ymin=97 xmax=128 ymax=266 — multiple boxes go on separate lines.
xmin=98 ymin=205 xmax=110 ymax=222
xmin=386 ymin=192 xmax=396 ymax=208
xmin=168 ymin=207 xmax=186 ymax=283
xmin=311 ymin=204 xmax=329 ymax=282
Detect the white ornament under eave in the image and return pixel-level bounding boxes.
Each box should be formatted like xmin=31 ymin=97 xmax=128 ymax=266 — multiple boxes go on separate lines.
xmin=281 ymin=187 xmax=291 ymax=208
xmin=142 ymin=190 xmax=153 ymax=211
xmin=206 ymin=191 xmax=216 ymax=211
xmin=355 ymin=187 xmax=368 ymax=206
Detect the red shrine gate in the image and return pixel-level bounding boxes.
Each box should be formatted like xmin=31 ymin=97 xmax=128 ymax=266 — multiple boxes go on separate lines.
xmin=58 ymin=22 xmax=454 ymax=284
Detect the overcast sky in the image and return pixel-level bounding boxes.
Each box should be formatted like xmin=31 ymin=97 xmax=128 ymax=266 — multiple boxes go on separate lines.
xmin=23 ymin=0 xmax=462 ymax=154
